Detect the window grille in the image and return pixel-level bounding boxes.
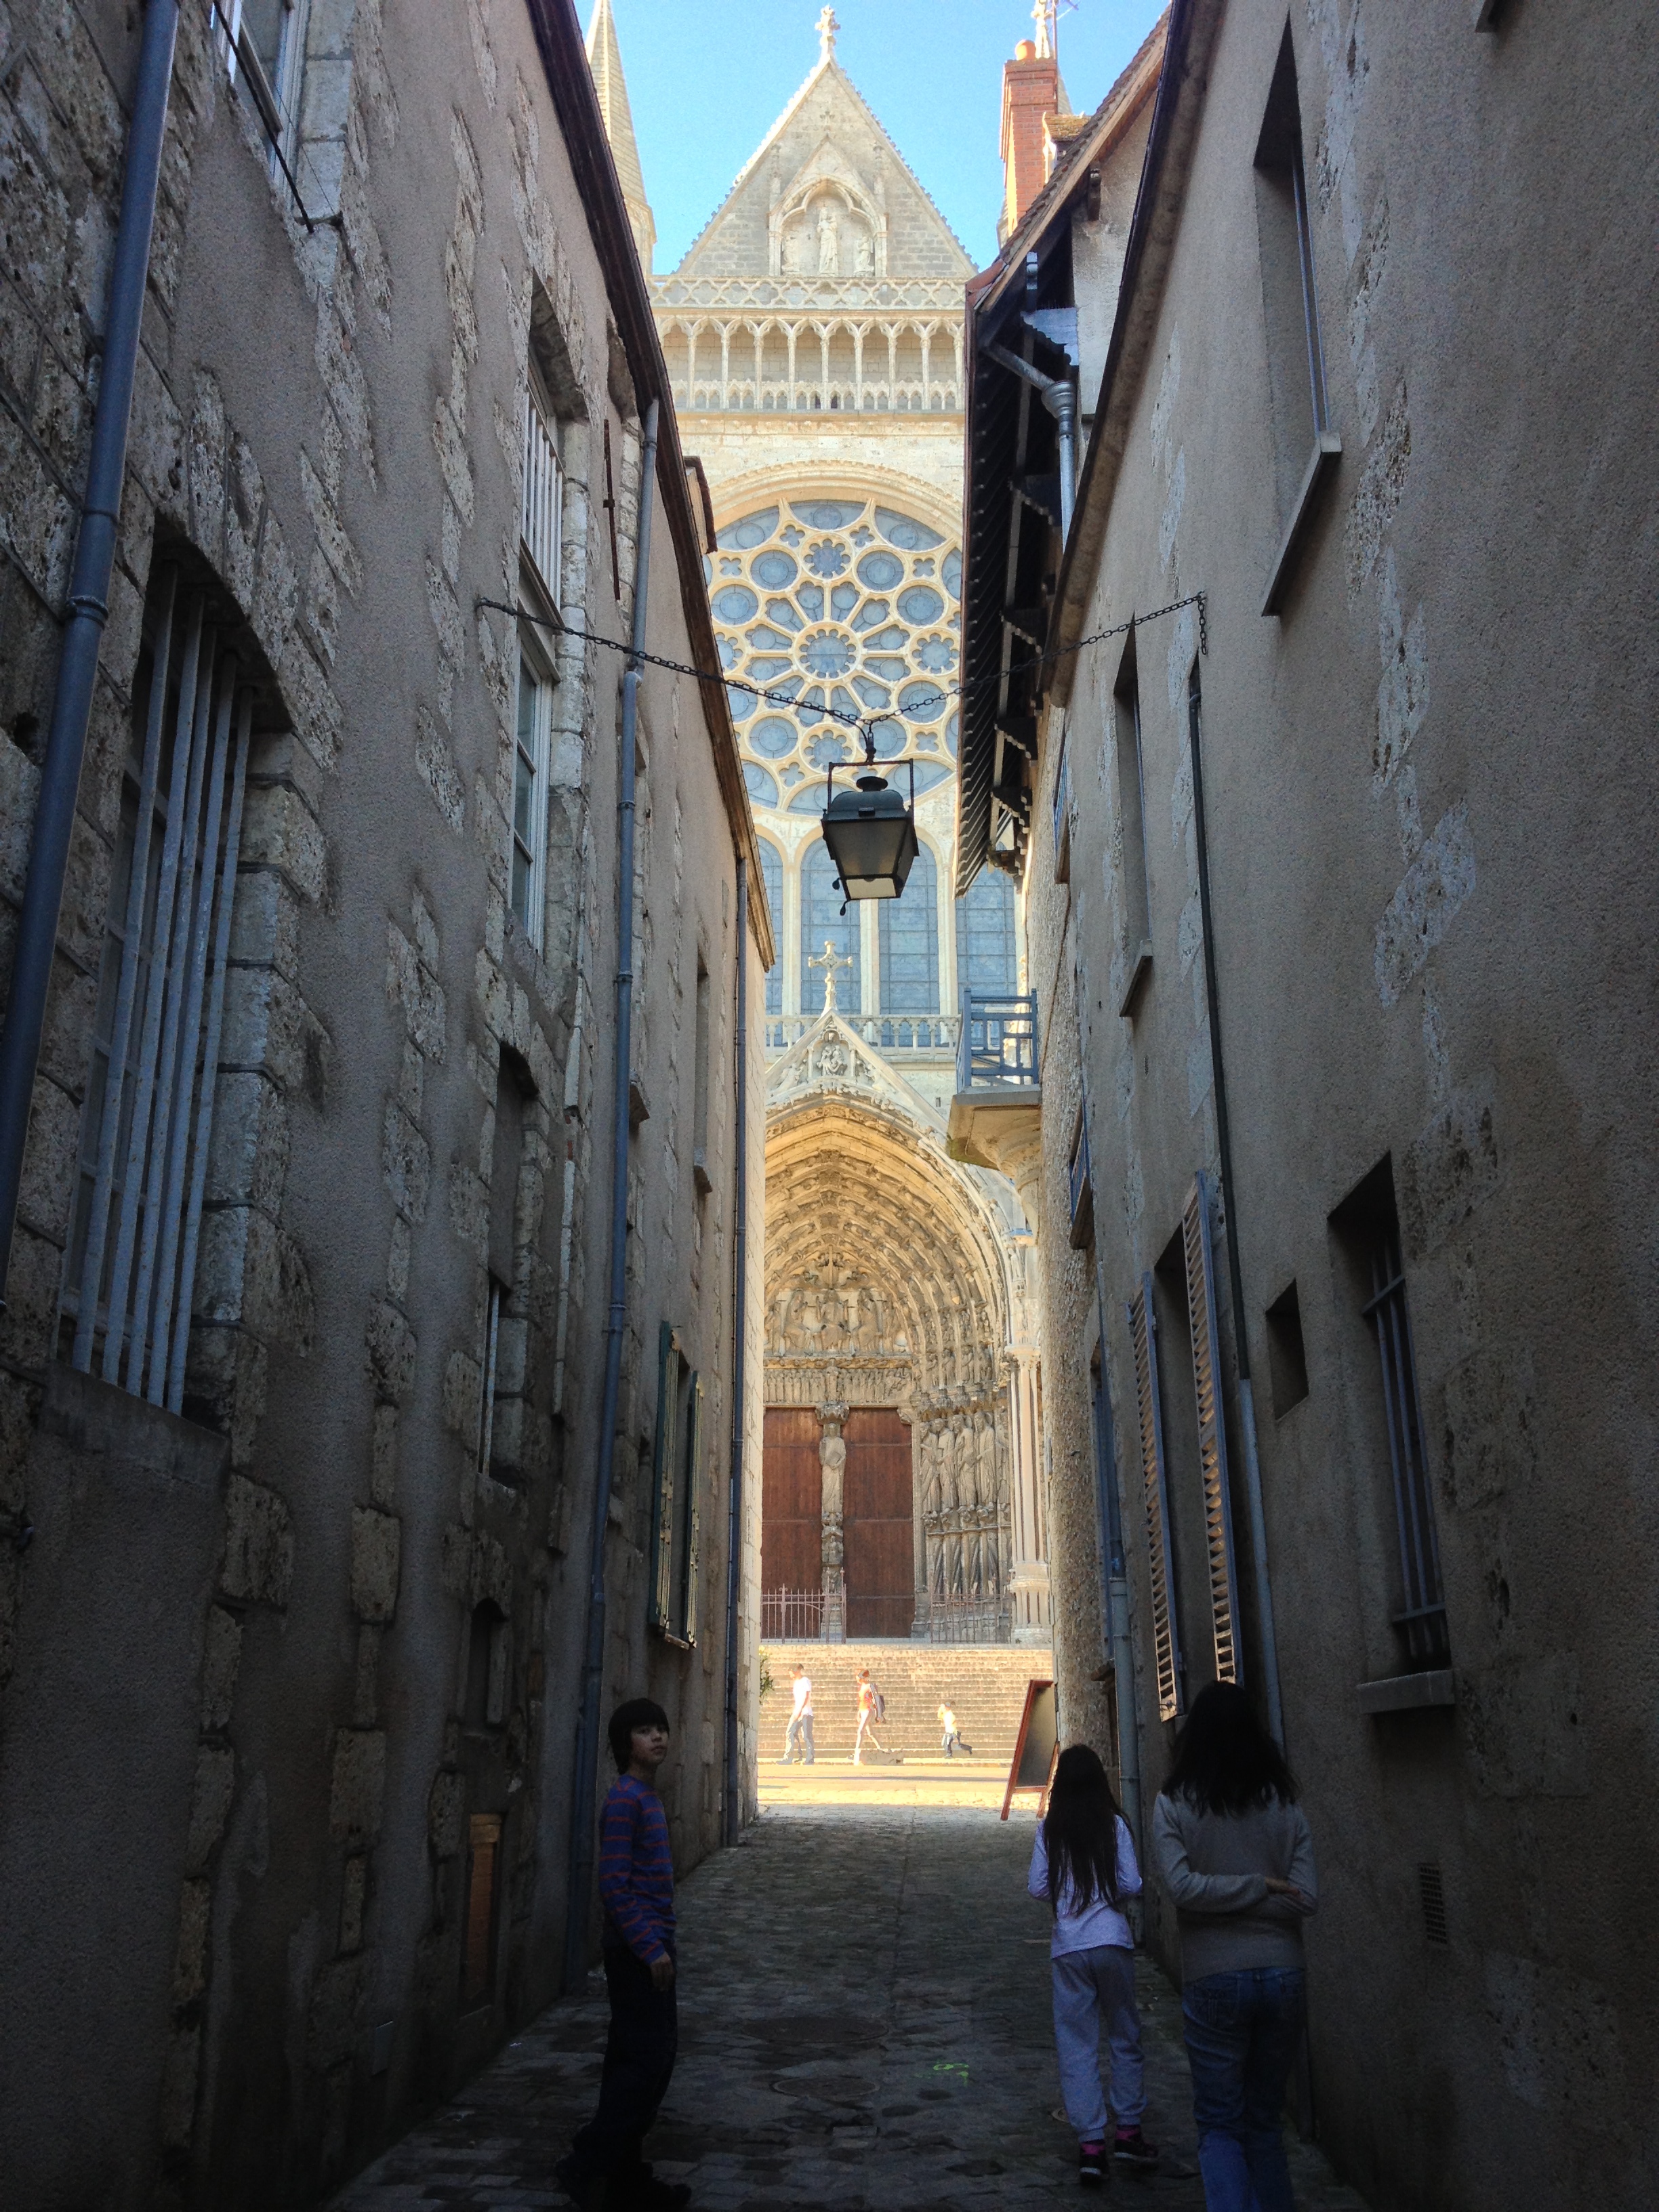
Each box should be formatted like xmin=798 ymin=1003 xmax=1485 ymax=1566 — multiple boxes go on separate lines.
xmin=511 ymin=653 xmax=550 ymax=946
xmin=1128 ymin=1274 xmax=1183 ymax=1721
xmin=1417 ymin=1861 xmax=1450 ymax=1947
xmin=521 ymin=390 xmax=562 ymax=604
xmin=649 ymin=1323 xmax=702 ymax=1645
xmin=1181 ymin=1172 xmax=1242 ymax=1687
xmin=1364 ymin=1218 xmax=1449 ymax=1664
xmin=60 ymin=571 xmax=253 ymax=1412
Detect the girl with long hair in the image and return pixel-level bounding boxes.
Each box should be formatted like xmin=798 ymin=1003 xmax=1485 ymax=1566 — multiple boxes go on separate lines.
xmin=1027 ymin=1744 xmax=1158 ymax=2184
xmin=1152 ymin=1681 xmax=1317 ymax=2212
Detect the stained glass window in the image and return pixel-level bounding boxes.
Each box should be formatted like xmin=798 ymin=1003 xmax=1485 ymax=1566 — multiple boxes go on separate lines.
xmin=800 ymin=842 xmax=860 ymax=1015
xmin=879 ymin=842 xmax=938 ymax=1015
xmin=758 ymin=838 xmax=783 ymax=1015
xmin=955 ymin=869 xmax=1017 ymax=998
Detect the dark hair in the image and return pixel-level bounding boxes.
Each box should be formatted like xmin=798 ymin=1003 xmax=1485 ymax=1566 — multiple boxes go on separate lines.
xmin=1162 ymin=1681 xmax=1296 ymax=1815
xmin=1042 ymin=1745 xmax=1123 ymax=1914
xmin=608 ymin=1698 xmax=670 ymax=1769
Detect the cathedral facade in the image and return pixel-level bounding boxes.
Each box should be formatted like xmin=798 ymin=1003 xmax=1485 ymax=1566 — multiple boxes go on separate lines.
xmin=592 ymin=3 xmax=1051 ymax=1641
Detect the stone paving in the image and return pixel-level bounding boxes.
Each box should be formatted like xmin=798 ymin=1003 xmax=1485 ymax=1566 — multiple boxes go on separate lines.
xmin=333 ymin=1807 xmax=1371 ymax=2212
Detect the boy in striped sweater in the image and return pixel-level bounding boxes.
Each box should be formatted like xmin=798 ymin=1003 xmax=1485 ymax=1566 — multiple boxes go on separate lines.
xmin=556 ymin=1699 xmax=689 ymax=2211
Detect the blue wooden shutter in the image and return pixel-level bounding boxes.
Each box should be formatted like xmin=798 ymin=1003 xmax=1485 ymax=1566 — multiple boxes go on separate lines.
xmin=1128 ymin=1274 xmax=1183 ymax=1721
xmin=1182 ymin=1172 xmax=1242 ymax=1687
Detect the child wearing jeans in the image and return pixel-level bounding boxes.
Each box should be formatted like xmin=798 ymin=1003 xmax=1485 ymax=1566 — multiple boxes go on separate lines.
xmin=1028 ymin=1744 xmax=1159 ymax=2185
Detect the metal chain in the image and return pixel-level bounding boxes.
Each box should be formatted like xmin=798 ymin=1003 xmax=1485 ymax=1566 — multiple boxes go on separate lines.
xmin=475 ymin=588 xmax=1208 ymax=752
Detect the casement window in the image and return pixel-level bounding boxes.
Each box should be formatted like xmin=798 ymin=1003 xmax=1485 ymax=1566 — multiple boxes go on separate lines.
xmin=477 ymin=1277 xmax=505 ymax=1476
xmin=60 ymin=569 xmax=253 ymax=1410
xmin=1067 ymin=1107 xmax=1094 ymax=1250
xmin=649 ymin=1324 xmax=703 ymax=1646
xmin=218 ymin=1 xmax=310 ymax=172
xmin=521 ymin=369 xmax=564 ymax=607
xmin=1254 ymin=24 xmax=1340 ymax=613
xmin=462 ymin=1811 xmax=502 ymax=2009
xmin=692 ymin=960 xmax=713 ymax=1196
xmin=1113 ymin=633 xmax=1153 ymax=1015
xmin=510 ymin=645 xmax=552 ymax=946
xmin=1332 ymin=1160 xmax=1450 ymax=1667
xmin=1051 ymin=731 xmax=1072 ymax=884
xmin=1180 ymin=1172 xmax=1242 ymax=1689
xmin=479 ymin=1054 xmax=531 ymax=1481
xmin=1128 ymin=1275 xmax=1183 ymax=1721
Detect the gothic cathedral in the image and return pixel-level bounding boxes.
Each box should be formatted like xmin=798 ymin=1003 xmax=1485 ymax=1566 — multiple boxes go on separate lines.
xmin=588 ymin=3 xmax=1051 ymax=1641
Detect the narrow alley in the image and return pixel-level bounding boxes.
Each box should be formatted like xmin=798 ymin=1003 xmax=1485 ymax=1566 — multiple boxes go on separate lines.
xmin=335 ymin=1805 xmax=1369 ymax=2211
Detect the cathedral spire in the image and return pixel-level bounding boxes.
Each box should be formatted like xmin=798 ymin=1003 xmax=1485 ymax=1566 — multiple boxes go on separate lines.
xmin=585 ymin=0 xmax=656 ymax=273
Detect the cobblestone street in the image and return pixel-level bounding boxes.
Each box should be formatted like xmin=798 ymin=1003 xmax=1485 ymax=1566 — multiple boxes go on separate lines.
xmin=335 ymin=1807 xmax=1370 ymax=2212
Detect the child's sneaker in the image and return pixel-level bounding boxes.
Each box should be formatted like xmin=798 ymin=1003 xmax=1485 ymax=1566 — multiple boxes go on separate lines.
xmin=1077 ymin=2140 xmax=1106 ymax=2187
xmin=1113 ymin=2127 xmax=1159 ymax=2169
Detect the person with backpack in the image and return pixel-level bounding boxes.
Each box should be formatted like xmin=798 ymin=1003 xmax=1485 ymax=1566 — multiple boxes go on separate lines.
xmin=853 ymin=1667 xmax=886 ymax=1762
xmin=1027 ymin=1744 xmax=1158 ymax=2184
xmin=1151 ymin=1681 xmax=1317 ymax=2212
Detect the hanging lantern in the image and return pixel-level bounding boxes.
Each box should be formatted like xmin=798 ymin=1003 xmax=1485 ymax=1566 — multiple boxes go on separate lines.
xmin=821 ymin=732 xmax=918 ymax=906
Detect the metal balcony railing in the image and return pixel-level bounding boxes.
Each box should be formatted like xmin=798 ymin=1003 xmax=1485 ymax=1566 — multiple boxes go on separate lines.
xmin=956 ymin=989 xmax=1039 ymax=1090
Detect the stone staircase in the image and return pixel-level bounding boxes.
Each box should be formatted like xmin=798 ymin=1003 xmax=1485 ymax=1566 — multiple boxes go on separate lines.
xmin=758 ymin=1640 xmax=1050 ymax=1761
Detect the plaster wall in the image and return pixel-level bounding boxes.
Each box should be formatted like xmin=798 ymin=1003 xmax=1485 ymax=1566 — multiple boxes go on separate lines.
xmin=1029 ymin=5 xmax=1659 ymax=2208
xmin=0 ymin=3 xmax=763 ymax=2203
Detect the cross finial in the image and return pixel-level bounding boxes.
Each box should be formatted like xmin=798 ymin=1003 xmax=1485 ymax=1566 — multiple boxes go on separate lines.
xmin=806 ymin=937 xmax=853 ymax=1011
xmin=817 ymin=6 xmax=838 ymax=62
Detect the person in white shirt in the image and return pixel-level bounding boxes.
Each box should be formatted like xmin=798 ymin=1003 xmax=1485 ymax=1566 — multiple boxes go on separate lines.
xmin=780 ymin=1664 xmax=814 ymax=1764
xmin=1027 ymin=1744 xmax=1158 ymax=2184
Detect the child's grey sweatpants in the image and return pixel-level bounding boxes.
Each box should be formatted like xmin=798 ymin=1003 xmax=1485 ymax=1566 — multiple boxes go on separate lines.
xmin=1051 ymin=1944 xmax=1147 ymax=2139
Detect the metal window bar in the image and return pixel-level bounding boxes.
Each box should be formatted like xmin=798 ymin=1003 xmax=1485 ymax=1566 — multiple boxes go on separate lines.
xmin=1363 ymin=1233 xmax=1449 ymax=1664
xmin=1051 ymin=739 xmax=1071 ymax=882
xmin=1290 ymin=137 xmax=1331 ymax=436
xmin=62 ymin=579 xmax=251 ymax=1412
xmin=1068 ymin=1116 xmax=1091 ymax=1225
xmin=1181 ymin=1172 xmax=1242 ymax=1686
xmin=956 ymin=989 xmax=1039 ymax=1089
xmin=1129 ymin=1275 xmax=1184 ymax=1721
xmin=522 ymin=395 xmax=562 ymax=602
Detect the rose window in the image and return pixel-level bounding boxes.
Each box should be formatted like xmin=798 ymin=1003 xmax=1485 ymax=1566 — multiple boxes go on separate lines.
xmin=710 ymin=497 xmax=963 ymax=815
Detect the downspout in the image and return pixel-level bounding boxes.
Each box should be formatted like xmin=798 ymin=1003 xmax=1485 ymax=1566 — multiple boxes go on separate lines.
xmin=721 ymin=856 xmax=749 ymax=1846
xmin=1075 ymin=1008 xmax=1141 ymax=1849
xmin=0 ymin=0 xmax=181 ymax=1298
xmin=564 ymin=398 xmax=660 ymax=1992
xmin=1187 ymin=661 xmax=1285 ymax=1745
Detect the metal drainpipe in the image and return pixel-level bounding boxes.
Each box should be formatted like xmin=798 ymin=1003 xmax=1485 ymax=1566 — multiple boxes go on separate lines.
xmin=563 ymin=399 xmax=660 ymax=1992
xmin=721 ymin=857 xmax=749 ymax=1846
xmin=0 ymin=0 xmax=180 ymax=1300
xmin=1187 ymin=661 xmax=1285 ymax=1745
xmin=1046 ymin=380 xmax=1077 ymax=541
xmin=1073 ymin=1007 xmax=1142 ymax=1849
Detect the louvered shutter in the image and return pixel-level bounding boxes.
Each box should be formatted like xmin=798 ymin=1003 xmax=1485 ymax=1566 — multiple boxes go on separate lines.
xmin=680 ymin=1374 xmax=704 ymax=1645
xmin=1182 ymin=1171 xmax=1242 ymax=1685
xmin=649 ymin=1322 xmax=678 ymax=1631
xmin=1128 ymin=1275 xmax=1183 ymax=1720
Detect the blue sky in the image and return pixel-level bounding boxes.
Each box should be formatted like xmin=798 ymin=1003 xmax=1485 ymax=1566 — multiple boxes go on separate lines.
xmin=604 ymin=1 xmax=1167 ymax=273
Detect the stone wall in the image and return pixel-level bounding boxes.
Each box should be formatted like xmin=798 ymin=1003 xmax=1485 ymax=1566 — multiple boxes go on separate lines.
xmin=0 ymin=3 xmax=763 ymax=2204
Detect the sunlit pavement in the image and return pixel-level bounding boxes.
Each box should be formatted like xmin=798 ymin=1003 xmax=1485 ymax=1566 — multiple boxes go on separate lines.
xmin=333 ymin=1806 xmax=1370 ymax=2211
xmin=760 ymin=1757 xmax=1019 ymax=1811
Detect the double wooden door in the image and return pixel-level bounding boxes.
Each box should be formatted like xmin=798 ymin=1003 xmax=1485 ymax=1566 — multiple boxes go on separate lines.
xmin=842 ymin=1408 xmax=914 ymax=1638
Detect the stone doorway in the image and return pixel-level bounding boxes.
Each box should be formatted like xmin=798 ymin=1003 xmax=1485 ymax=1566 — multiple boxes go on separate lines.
xmin=842 ymin=1408 xmax=913 ymax=1637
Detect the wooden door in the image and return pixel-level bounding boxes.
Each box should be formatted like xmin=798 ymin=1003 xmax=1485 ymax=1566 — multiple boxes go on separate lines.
xmin=762 ymin=1407 xmax=822 ymax=1592
xmin=842 ymin=1408 xmax=914 ymax=1637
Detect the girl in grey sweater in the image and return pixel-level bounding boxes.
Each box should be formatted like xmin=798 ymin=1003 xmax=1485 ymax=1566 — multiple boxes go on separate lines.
xmin=1151 ymin=1683 xmax=1315 ymax=2212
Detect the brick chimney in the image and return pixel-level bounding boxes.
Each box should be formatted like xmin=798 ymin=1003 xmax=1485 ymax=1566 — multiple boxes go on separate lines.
xmin=1000 ymin=38 xmax=1060 ymax=241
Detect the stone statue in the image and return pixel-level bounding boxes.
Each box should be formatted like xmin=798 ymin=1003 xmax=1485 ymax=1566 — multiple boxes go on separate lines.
xmin=975 ymin=1410 xmax=997 ymax=1515
xmin=819 ymin=1427 xmax=845 ymax=1518
xmin=853 ymin=230 xmax=874 ymax=276
xmin=939 ymin=1424 xmax=958 ymax=1512
xmin=855 ymin=1288 xmax=881 ymax=1353
xmin=817 ymin=203 xmax=840 ymax=276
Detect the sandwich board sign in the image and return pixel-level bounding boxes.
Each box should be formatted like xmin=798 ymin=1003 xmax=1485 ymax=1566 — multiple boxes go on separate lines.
xmin=1000 ymin=1679 xmax=1059 ymax=1820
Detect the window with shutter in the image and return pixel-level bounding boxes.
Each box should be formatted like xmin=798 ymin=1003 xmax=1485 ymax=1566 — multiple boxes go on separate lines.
xmin=1181 ymin=1172 xmax=1242 ymax=1687
xmin=678 ymin=1375 xmax=703 ymax=1646
xmin=1128 ymin=1275 xmax=1183 ymax=1721
xmin=650 ymin=1322 xmax=680 ymax=1634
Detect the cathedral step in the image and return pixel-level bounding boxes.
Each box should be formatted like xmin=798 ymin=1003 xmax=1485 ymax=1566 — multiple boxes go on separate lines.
xmin=759 ymin=1639 xmax=1052 ymax=1760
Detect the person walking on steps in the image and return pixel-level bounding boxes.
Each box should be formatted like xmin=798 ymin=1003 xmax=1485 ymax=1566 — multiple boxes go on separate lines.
xmin=780 ymin=1664 xmax=814 ymax=1763
xmin=555 ymin=1700 xmax=691 ymax=2211
xmin=1029 ymin=1744 xmax=1159 ymax=2186
xmin=1152 ymin=1681 xmax=1317 ymax=2212
xmin=853 ymin=1668 xmax=886 ymax=1763
xmin=938 ymin=1700 xmax=971 ymax=1757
